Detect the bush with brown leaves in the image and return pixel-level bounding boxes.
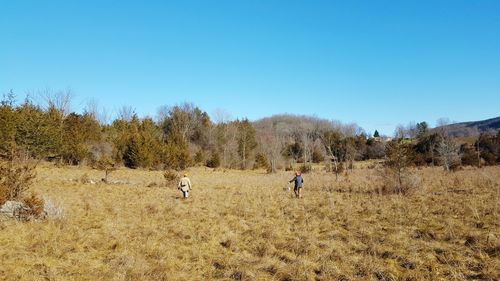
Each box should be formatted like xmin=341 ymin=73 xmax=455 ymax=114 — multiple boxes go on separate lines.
xmin=21 ymin=193 xmax=45 ymax=219
xmin=0 ymin=154 xmax=37 ymax=201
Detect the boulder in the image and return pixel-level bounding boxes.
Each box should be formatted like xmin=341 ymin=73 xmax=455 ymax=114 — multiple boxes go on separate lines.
xmin=0 ymin=201 xmax=25 ymax=218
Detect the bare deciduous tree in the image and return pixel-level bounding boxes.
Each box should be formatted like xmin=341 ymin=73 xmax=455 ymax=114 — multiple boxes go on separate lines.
xmin=301 ymin=131 xmax=314 ymax=165
xmin=213 ymin=121 xmax=239 ymax=169
xmin=84 ymin=99 xmax=109 ymax=125
xmin=36 ymin=88 xmax=73 ymax=118
xmin=394 ymin=124 xmax=408 ymax=139
xmin=259 ymin=129 xmax=285 ymax=173
xmin=117 ymin=105 xmax=136 ymax=122
xmin=437 ymin=137 xmax=461 ymax=171
xmin=212 ymin=108 xmax=232 ymax=124
xmin=320 ymin=130 xmax=343 ymax=180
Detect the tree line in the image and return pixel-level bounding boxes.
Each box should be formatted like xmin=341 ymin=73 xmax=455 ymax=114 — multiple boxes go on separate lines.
xmin=0 ymin=91 xmax=499 ymax=172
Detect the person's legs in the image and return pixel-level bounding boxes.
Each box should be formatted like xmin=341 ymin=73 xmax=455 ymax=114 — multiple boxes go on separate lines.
xmin=298 ymin=187 xmax=302 ymax=198
xmin=294 ymin=187 xmax=299 ymax=198
xmin=185 ymin=190 xmax=189 ymax=198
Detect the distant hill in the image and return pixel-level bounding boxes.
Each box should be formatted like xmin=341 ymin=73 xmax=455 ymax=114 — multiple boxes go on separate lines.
xmin=436 ymin=116 xmax=500 ymax=137
xmin=252 ymin=114 xmax=364 ymax=137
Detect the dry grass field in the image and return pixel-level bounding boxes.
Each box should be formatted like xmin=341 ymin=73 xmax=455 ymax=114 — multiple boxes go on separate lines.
xmin=0 ymin=164 xmax=499 ymax=281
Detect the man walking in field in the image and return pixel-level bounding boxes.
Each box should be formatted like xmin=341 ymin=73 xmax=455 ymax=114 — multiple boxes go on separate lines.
xmin=289 ymin=171 xmax=304 ymax=198
xmin=178 ymin=173 xmax=192 ymax=198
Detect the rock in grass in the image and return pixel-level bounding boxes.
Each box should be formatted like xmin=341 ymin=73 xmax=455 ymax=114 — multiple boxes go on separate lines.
xmin=0 ymin=201 xmax=25 ymax=218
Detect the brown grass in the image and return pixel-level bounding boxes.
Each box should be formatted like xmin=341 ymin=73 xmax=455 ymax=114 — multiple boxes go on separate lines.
xmin=0 ymin=164 xmax=498 ymax=280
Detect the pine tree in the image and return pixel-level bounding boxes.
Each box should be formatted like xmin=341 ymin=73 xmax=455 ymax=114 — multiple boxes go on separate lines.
xmin=416 ymin=122 xmax=429 ymax=139
xmin=123 ymin=133 xmax=142 ymax=169
xmin=253 ymin=153 xmax=269 ymax=170
xmin=385 ymin=140 xmax=415 ymax=194
xmin=15 ymin=100 xmax=49 ymax=158
xmin=163 ymin=124 xmax=191 ymax=170
xmin=61 ymin=113 xmax=101 ymax=165
xmin=0 ymin=93 xmax=18 ymax=157
xmin=206 ymin=153 xmax=221 ymax=168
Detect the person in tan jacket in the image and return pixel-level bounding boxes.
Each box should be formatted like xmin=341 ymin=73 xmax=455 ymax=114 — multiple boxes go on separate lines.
xmin=178 ymin=174 xmax=192 ymax=198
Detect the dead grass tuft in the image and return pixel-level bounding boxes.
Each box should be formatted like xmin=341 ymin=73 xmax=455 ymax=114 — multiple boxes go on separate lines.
xmin=163 ymin=169 xmax=179 ymax=187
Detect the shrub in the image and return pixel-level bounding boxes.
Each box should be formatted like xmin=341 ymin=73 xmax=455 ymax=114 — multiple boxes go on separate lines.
xmin=312 ymin=148 xmax=325 ymax=163
xmin=253 ymin=153 xmax=268 ymax=170
xmin=480 ymin=151 xmax=497 ymax=166
xmin=123 ymin=135 xmax=142 ymax=169
xmin=384 ymin=141 xmax=417 ymax=195
xmin=21 ymin=193 xmax=45 ymax=218
xmin=412 ymin=153 xmax=427 ymax=166
xmin=163 ymin=132 xmax=191 ymax=170
xmin=476 ymin=133 xmax=500 ymax=165
xmin=0 ymin=152 xmax=37 ymax=201
xmin=95 ymin=155 xmax=116 ymax=183
xmin=460 ymin=144 xmax=479 ymax=167
xmin=326 ymin=161 xmax=344 ymax=174
xmin=193 ymin=150 xmax=205 ymax=165
xmin=378 ymin=168 xmax=420 ymax=195
xmin=299 ymin=164 xmax=312 ymax=174
xmin=206 ymin=153 xmax=221 ymax=168
xmin=163 ymin=169 xmax=179 ymax=186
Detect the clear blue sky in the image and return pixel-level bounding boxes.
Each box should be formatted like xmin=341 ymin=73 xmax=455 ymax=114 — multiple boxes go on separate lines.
xmin=1 ymin=0 xmax=499 ymax=135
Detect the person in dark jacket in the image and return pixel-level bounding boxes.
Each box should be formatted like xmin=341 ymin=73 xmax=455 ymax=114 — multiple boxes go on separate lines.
xmin=289 ymin=171 xmax=304 ymax=198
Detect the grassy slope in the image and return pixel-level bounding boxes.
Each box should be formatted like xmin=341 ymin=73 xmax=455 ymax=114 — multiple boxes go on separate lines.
xmin=0 ymin=165 xmax=498 ymax=281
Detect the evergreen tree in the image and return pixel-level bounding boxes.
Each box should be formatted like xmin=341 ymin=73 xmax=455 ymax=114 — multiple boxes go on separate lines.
xmin=206 ymin=152 xmax=221 ymax=168
xmin=163 ymin=129 xmax=190 ymax=170
xmin=385 ymin=140 xmax=415 ymax=194
xmin=416 ymin=122 xmax=429 ymax=139
xmin=138 ymin=117 xmax=163 ymax=168
xmin=414 ymin=133 xmax=439 ymax=166
xmin=44 ymin=105 xmax=65 ymax=158
xmin=253 ymin=153 xmax=269 ymax=170
xmin=15 ymin=100 xmax=51 ymax=158
xmin=284 ymin=141 xmax=303 ymax=162
xmin=61 ymin=113 xmax=101 ymax=165
xmin=123 ymin=133 xmax=142 ymax=169
xmin=109 ymin=118 xmax=131 ymax=163
xmin=0 ymin=93 xmax=18 ymax=157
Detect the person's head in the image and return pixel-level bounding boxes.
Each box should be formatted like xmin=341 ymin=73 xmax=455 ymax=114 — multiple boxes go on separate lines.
xmin=184 ymin=173 xmax=188 ymax=177
xmin=295 ymin=171 xmax=301 ymax=176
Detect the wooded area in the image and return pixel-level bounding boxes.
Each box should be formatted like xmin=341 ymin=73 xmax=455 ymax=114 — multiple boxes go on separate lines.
xmin=1 ymin=91 xmax=499 ymax=172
